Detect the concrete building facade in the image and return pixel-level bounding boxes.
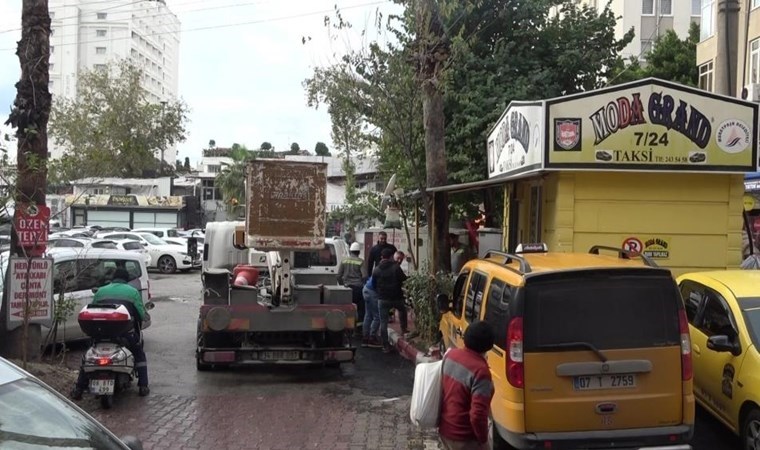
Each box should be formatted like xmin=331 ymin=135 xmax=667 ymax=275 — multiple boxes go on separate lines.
xmin=696 ymin=0 xmax=760 ymax=99
xmin=578 ymin=0 xmax=701 ymax=60
xmin=48 ymin=0 xmax=180 ymax=162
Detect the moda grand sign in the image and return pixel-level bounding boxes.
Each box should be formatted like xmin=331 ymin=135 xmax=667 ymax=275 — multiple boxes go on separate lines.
xmin=545 ymin=80 xmax=758 ymax=172
xmin=487 ymin=102 xmax=544 ymax=179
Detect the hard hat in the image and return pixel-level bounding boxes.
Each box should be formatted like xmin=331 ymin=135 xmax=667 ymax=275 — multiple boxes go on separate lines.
xmin=350 ymin=242 xmax=362 ymax=252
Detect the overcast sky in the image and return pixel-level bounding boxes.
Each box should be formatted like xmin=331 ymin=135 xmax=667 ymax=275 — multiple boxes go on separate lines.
xmin=0 ymin=0 xmax=401 ymax=165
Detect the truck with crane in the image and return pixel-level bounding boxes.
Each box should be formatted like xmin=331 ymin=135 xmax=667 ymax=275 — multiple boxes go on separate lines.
xmin=196 ymin=160 xmax=357 ymax=369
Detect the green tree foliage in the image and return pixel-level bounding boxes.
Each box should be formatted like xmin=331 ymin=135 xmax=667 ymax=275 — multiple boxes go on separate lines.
xmin=215 ymin=143 xmax=253 ymax=216
xmin=49 ymin=60 xmax=189 ymax=179
xmin=183 ymin=157 xmax=191 ymax=171
xmin=314 ymin=142 xmax=331 ymax=156
xmin=608 ymin=22 xmax=700 ymax=87
xmin=260 ymin=141 xmax=273 ymax=151
xmin=289 ymin=142 xmax=301 ymax=154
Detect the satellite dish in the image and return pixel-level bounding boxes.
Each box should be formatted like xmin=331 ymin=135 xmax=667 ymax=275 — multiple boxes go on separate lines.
xmin=380 ymin=173 xmax=398 ymax=210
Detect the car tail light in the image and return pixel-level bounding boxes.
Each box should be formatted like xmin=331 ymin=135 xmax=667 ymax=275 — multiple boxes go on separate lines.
xmin=678 ymin=309 xmax=692 ymax=381
xmin=507 ymin=316 xmax=524 ymax=388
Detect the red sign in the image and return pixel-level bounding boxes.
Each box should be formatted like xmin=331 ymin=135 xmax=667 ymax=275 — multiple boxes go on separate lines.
xmin=14 ymin=203 xmax=50 ymax=256
xmin=622 ymin=237 xmax=643 ymax=254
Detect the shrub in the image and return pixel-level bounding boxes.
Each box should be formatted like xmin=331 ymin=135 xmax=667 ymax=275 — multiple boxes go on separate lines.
xmin=403 ymin=265 xmax=454 ymax=344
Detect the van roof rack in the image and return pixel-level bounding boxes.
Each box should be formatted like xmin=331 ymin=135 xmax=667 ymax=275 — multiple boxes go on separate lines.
xmin=588 ymin=245 xmax=658 ymax=268
xmin=484 ymin=249 xmax=532 ymax=274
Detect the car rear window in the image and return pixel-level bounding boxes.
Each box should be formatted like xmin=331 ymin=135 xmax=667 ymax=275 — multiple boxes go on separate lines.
xmin=523 ymin=270 xmax=681 ymax=351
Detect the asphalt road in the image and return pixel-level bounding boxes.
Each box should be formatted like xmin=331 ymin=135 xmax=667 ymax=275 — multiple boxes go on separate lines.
xmin=67 ymin=271 xmax=739 ymax=449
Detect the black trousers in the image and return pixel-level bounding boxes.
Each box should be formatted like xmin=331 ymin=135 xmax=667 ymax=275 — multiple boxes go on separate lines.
xmin=350 ymin=285 xmax=365 ymax=323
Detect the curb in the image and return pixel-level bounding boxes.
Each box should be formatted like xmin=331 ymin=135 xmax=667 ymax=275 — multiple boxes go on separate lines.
xmin=388 ymin=327 xmax=440 ymax=364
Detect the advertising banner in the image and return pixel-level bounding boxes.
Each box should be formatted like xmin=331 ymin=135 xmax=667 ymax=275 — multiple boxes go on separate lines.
xmin=487 ymin=102 xmax=544 ymax=179
xmin=546 ymin=80 xmax=758 ymax=172
xmin=6 ymin=257 xmax=54 ymax=331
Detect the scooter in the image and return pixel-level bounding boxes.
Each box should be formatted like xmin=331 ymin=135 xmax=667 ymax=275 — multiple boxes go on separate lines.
xmin=77 ymin=299 xmax=154 ymax=409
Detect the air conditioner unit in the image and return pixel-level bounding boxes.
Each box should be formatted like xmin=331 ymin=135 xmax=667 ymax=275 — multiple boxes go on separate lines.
xmin=745 ymin=84 xmax=760 ymax=102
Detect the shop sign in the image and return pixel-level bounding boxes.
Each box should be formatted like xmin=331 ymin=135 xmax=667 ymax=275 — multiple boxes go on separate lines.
xmin=108 ymin=195 xmax=139 ymax=206
xmin=487 ymin=103 xmax=544 ymax=179
xmin=6 ymin=257 xmax=54 ymax=330
xmin=14 ymin=203 xmax=50 ymax=256
xmin=546 ymin=80 xmax=758 ymax=172
xmin=622 ymin=236 xmax=670 ymax=259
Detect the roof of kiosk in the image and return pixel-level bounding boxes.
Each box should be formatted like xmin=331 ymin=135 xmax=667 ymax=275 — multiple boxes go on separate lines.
xmin=487 ymin=77 xmax=759 ymax=181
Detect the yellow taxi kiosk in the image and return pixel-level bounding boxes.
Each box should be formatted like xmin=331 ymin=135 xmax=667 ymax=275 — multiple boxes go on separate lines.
xmin=477 ymin=78 xmax=759 ymax=276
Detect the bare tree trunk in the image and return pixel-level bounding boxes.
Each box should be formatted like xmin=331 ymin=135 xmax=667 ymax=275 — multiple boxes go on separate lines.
xmin=415 ymin=0 xmax=450 ymax=274
xmin=0 ymin=0 xmax=51 ymax=362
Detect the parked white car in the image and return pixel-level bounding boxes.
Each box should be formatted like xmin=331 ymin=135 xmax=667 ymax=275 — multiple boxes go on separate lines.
xmin=113 ymin=239 xmax=152 ymax=267
xmin=163 ymin=236 xmax=203 ymax=261
xmin=131 ymin=228 xmax=183 ymax=239
xmin=99 ymin=232 xmax=197 ymax=274
xmin=48 ymin=236 xmax=118 ymax=250
xmin=0 ymin=248 xmax=152 ymax=343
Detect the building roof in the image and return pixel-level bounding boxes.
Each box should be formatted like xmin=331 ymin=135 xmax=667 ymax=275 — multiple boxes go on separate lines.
xmin=281 ymin=155 xmax=378 ymax=177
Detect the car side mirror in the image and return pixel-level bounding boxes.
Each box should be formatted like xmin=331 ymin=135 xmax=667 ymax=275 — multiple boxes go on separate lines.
xmin=145 ymin=301 xmax=155 ymax=311
xmin=707 ymin=335 xmax=741 ymax=356
xmin=436 ymin=293 xmax=450 ymax=314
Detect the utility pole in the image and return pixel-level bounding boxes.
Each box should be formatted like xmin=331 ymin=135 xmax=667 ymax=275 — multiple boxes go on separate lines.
xmin=414 ymin=0 xmax=450 ymax=274
xmin=1 ymin=0 xmax=52 ymax=361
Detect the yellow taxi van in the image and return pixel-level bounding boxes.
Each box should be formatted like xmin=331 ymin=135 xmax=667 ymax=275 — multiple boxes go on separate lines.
xmin=437 ymin=244 xmax=695 ymax=450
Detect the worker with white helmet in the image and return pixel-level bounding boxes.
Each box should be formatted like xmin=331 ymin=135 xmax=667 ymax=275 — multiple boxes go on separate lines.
xmin=337 ymin=241 xmax=368 ymax=331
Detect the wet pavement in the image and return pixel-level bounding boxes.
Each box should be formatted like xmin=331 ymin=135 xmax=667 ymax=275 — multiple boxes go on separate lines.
xmin=74 ymin=271 xmax=438 ymax=450
xmin=64 ymin=271 xmax=738 ymax=450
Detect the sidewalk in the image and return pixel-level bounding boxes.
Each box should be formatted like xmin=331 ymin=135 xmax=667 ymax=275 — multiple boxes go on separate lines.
xmin=386 ymin=308 xmax=441 ymax=365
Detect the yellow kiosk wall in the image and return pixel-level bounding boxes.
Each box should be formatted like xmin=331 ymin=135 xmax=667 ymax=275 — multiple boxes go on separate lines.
xmin=509 ymin=172 xmax=745 ymax=276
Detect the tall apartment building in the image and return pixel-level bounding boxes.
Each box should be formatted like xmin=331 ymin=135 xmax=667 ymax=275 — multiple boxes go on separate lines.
xmin=577 ymin=0 xmax=701 ymax=60
xmin=696 ymin=0 xmax=760 ymax=100
xmin=48 ymin=0 xmax=180 ymax=163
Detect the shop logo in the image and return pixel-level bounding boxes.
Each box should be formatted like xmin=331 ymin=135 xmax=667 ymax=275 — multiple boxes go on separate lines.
xmin=554 ymin=118 xmax=582 ymax=151
xmin=715 ymin=119 xmax=751 ymax=154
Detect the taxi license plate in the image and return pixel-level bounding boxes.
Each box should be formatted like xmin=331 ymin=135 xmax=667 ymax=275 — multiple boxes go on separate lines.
xmin=89 ymin=378 xmax=115 ymax=395
xmin=573 ymin=374 xmax=636 ymax=391
xmin=260 ymin=351 xmax=300 ymax=361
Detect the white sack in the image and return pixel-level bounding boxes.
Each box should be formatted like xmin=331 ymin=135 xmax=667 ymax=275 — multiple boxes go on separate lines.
xmin=410 ymin=359 xmax=443 ymax=429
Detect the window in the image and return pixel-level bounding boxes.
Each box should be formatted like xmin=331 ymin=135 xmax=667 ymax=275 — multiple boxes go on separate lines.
xmin=642 ymin=0 xmax=654 ymax=15
xmin=293 ymin=244 xmax=337 ymax=268
xmin=50 ymin=29 xmax=54 ymax=36
xmin=49 ymin=11 xmax=55 ymax=19
xmin=698 ymin=291 xmax=737 ymax=338
xmin=91 ymin=241 xmax=117 ymax=249
xmin=53 ymin=260 xmax=78 ymax=293
xmin=97 ymin=12 xmax=107 ymax=20
xmin=91 ymin=188 xmax=106 ymax=195
xmin=660 ymin=0 xmax=672 ymax=15
xmin=751 ymin=40 xmax=760 ymax=84
xmin=680 ymin=281 xmax=703 ymax=323
xmin=483 ymin=278 xmax=512 ymax=348
xmin=754 ymin=0 xmax=760 ymax=8
xmin=692 ymin=0 xmax=701 ymax=15
xmin=699 ymin=61 xmax=714 ymax=92
xmin=207 ymin=165 xmax=221 ymax=174
xmin=49 ymin=63 xmax=54 ymax=71
xmin=701 ymin=0 xmax=714 ymax=40
xmin=451 ymin=271 xmax=470 ymax=318
xmin=465 ymin=272 xmax=487 ymax=322
xmin=641 ymin=39 xmax=654 ymax=56
xmin=95 ymin=47 xmax=106 ymax=55
xmin=96 ymin=29 xmax=107 ymax=37
xmin=523 ymin=271 xmax=681 ymax=350
xmin=78 ymin=258 xmax=141 ymax=291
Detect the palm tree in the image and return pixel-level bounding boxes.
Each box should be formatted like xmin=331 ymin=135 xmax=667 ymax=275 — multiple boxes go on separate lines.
xmin=215 ymin=144 xmax=253 ymax=217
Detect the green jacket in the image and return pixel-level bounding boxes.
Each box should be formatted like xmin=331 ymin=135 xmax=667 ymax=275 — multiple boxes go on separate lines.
xmin=93 ymin=279 xmax=145 ymax=321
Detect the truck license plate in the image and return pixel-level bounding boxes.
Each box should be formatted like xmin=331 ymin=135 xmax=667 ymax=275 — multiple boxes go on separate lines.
xmin=573 ymin=374 xmax=636 ymax=391
xmin=89 ymin=378 xmax=115 ymax=395
xmin=260 ymin=351 xmax=300 ymax=361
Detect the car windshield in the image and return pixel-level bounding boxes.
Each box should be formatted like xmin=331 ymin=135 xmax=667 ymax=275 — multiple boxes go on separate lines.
xmin=741 ymin=301 xmax=760 ymax=347
xmin=0 ymin=378 xmax=125 ymax=449
xmin=139 ymin=233 xmax=165 ymax=245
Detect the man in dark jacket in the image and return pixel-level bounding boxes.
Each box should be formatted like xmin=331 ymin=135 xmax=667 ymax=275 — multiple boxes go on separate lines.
xmin=367 ymin=231 xmax=397 ymax=275
xmin=439 ymin=321 xmax=495 ymax=450
xmin=372 ymin=248 xmax=407 ymax=353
